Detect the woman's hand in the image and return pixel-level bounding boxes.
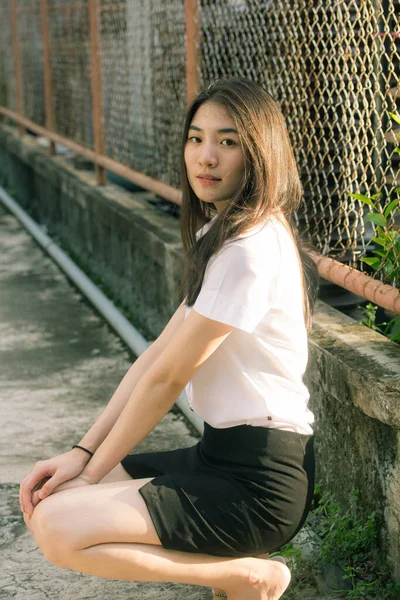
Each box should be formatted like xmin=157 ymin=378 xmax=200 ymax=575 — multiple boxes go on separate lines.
xmin=31 ymin=472 xmax=92 ymax=506
xmin=19 ymin=449 xmax=91 ymax=517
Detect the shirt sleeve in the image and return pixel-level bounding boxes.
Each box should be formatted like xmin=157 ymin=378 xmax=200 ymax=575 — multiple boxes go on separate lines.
xmin=192 ymin=242 xmax=278 ymax=333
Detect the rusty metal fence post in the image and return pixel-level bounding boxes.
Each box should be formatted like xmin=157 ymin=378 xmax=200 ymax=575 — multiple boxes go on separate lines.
xmin=185 ymin=0 xmax=201 ymax=105
xmin=10 ymin=0 xmax=25 ymax=136
xmin=88 ymin=0 xmax=106 ymax=185
xmin=0 ymin=54 xmax=3 ymax=125
xmin=40 ymin=0 xmax=55 ymax=156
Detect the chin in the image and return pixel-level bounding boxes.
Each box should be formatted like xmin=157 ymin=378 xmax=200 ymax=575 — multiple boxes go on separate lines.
xmin=192 ymin=190 xmax=217 ymax=204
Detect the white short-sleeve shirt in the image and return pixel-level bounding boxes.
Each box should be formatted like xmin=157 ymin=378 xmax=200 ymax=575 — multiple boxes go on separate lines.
xmin=184 ymin=214 xmax=314 ymax=435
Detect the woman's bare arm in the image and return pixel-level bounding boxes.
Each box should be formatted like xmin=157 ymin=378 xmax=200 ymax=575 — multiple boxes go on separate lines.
xmin=75 ymin=301 xmax=187 ymax=454
xmin=20 ymin=302 xmax=189 ymax=514
xmin=83 ymin=309 xmax=234 ymax=484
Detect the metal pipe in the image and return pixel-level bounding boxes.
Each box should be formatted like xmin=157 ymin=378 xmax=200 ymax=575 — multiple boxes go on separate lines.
xmin=88 ymin=0 xmax=106 ymax=185
xmin=10 ymin=0 xmax=24 ymax=136
xmin=40 ymin=0 xmax=56 ymax=156
xmin=185 ymin=0 xmax=201 ymax=105
xmin=15 ymin=2 xmax=126 ymax=13
xmin=310 ymin=251 xmax=400 ymax=315
xmin=0 ymin=184 xmax=204 ymax=434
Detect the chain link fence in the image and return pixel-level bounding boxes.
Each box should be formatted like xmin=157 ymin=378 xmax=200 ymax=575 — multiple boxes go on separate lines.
xmin=200 ymin=0 xmax=400 ymax=286
xmin=0 ymin=0 xmax=399 ymax=283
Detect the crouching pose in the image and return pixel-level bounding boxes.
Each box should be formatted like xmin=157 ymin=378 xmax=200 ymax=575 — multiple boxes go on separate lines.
xmin=20 ymin=77 xmax=318 ymax=600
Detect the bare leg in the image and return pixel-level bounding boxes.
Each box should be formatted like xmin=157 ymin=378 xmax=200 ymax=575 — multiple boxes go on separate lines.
xmin=23 ymin=476 xmax=290 ymax=600
xmin=53 ymin=542 xmax=290 ymax=600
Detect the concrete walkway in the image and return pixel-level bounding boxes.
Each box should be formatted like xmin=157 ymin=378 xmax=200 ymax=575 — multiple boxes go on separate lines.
xmin=0 ymin=203 xmax=209 ymax=600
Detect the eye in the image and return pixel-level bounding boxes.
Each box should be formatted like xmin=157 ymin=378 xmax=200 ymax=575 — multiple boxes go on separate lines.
xmin=221 ymin=138 xmax=237 ymax=146
xmin=188 ymin=136 xmax=201 ymax=143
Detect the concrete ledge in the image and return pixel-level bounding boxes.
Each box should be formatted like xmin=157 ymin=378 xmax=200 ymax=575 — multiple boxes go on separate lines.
xmin=310 ymin=301 xmax=400 ymax=427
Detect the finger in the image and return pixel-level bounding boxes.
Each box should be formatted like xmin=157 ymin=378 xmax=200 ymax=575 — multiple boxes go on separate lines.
xmin=32 ymin=489 xmax=42 ymax=508
xmin=20 ymin=475 xmax=36 ymax=514
xmin=21 ymin=468 xmax=52 ymax=513
xmin=28 ymin=477 xmax=51 ymax=512
xmin=19 ymin=474 xmax=30 ymax=508
xmin=36 ymin=473 xmax=65 ymax=501
xmin=32 ymin=476 xmax=51 ymax=494
xmin=19 ymin=478 xmax=26 ymax=511
xmin=28 ymin=485 xmax=49 ymax=516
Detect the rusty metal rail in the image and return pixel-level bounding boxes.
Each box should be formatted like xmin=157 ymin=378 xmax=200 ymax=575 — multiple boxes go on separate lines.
xmin=310 ymin=252 xmax=400 ymax=315
xmin=0 ymin=107 xmax=181 ymax=205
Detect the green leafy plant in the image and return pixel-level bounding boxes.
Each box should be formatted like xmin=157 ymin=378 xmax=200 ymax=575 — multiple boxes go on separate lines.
xmin=278 ymin=543 xmax=317 ymax=599
xmin=350 ymin=111 xmax=399 ymax=286
xmin=312 ymin=488 xmax=377 ymax=567
xmin=357 ymin=302 xmax=380 ymax=331
xmin=308 ymin=485 xmax=400 ymax=599
xmin=358 ymin=302 xmax=400 ymax=343
xmin=280 ymin=485 xmax=400 ymax=599
xmin=349 ymin=111 xmax=400 ymax=343
xmin=350 ymin=188 xmax=400 ymax=286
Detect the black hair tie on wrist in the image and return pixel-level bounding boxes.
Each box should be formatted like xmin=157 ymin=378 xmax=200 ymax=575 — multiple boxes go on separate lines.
xmin=72 ymin=444 xmax=94 ymax=457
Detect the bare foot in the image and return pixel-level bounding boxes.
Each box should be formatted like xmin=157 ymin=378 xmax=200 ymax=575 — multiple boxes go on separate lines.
xmin=213 ymin=556 xmax=291 ymax=600
xmin=228 ymin=557 xmax=290 ymax=600
xmin=213 ymin=552 xmax=271 ymax=597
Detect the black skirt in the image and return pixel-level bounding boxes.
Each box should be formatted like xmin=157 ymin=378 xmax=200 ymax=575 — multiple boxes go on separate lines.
xmin=121 ymin=423 xmax=315 ymax=557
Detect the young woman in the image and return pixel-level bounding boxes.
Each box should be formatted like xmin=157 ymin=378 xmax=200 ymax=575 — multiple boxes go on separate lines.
xmin=20 ymin=77 xmax=318 ymax=600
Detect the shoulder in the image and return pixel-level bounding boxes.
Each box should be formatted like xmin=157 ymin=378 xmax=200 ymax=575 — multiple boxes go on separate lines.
xmin=191 ymin=217 xmax=288 ymax=332
xmin=211 ymin=216 xmax=285 ymax=265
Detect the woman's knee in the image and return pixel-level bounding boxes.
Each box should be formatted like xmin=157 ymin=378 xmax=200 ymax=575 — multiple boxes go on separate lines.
xmin=30 ymin=494 xmax=72 ymax=564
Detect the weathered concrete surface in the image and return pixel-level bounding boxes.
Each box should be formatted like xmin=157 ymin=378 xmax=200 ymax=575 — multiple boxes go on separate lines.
xmin=307 ymin=301 xmax=400 ymax=578
xmin=0 ymin=204 xmax=211 ymax=600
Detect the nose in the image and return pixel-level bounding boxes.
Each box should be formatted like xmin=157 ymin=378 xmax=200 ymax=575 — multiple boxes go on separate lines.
xmin=198 ymin=141 xmax=218 ymax=167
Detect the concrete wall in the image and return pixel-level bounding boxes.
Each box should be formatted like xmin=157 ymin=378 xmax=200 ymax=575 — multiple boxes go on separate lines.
xmin=1 ymin=124 xmax=400 ymax=577
xmin=306 ymin=302 xmax=400 ymax=575
xmin=0 ymin=125 xmax=183 ymax=340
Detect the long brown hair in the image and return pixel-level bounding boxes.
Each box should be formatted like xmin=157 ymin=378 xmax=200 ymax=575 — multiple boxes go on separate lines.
xmin=178 ymin=77 xmax=318 ymax=329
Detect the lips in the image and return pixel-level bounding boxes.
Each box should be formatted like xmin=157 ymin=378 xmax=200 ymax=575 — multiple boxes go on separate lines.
xmin=197 ymin=174 xmax=220 ymax=180
xmin=197 ymin=174 xmax=221 ymax=187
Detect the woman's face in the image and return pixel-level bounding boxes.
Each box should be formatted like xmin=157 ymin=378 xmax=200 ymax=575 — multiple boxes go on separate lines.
xmin=184 ymin=102 xmax=245 ymax=213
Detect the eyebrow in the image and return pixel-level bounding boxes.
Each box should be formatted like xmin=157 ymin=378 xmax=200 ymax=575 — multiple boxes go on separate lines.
xmin=188 ymin=125 xmax=239 ymax=134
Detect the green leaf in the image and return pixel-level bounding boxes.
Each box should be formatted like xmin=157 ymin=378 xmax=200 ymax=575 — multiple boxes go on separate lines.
xmin=384 ymin=199 xmax=400 ymax=219
xmin=371 ymin=192 xmax=383 ymax=200
xmin=389 ymin=317 xmax=400 ymax=342
xmin=366 ymin=213 xmax=387 ymax=227
xmin=373 ymin=249 xmax=387 ymax=258
xmin=394 ymin=147 xmax=400 ymax=155
xmin=372 ymin=236 xmax=387 ymax=247
xmin=383 ymin=263 xmax=394 ymax=276
xmin=349 ymin=193 xmax=375 ymax=207
xmin=389 ymin=112 xmax=400 ymax=125
xmin=361 ymin=257 xmax=381 ymax=269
